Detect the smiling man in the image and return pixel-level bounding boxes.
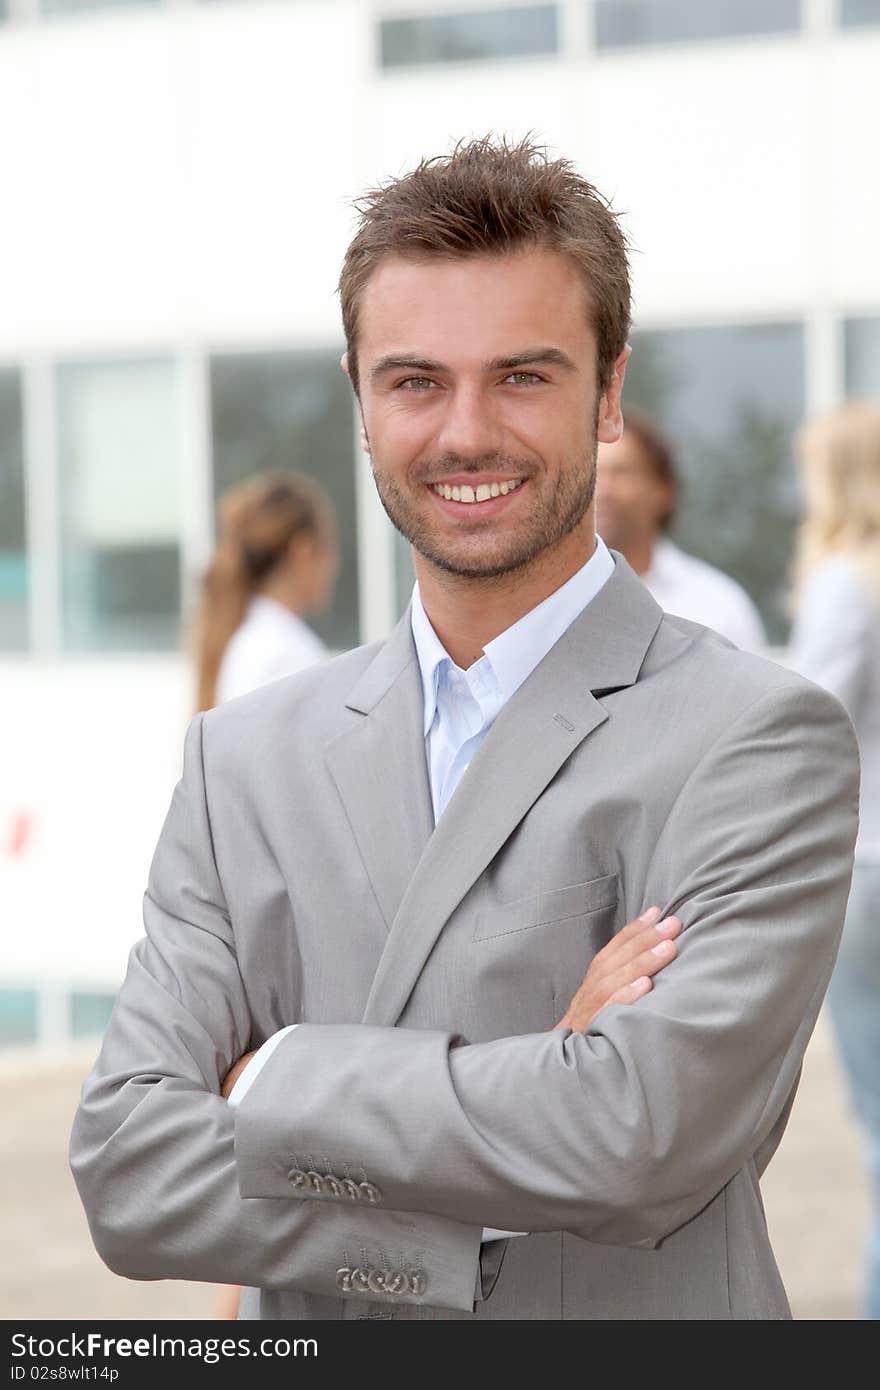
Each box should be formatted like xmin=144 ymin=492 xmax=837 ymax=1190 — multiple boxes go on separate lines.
xmin=70 ymin=137 xmax=859 ymax=1321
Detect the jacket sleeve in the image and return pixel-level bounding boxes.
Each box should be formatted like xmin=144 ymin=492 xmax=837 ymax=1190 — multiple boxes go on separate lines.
xmin=233 ymin=680 xmax=860 ymax=1246
xmin=68 ymin=713 xmax=482 ymax=1312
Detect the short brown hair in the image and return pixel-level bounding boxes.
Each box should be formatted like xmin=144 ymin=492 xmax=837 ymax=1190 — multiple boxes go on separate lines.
xmin=339 ymin=134 xmax=631 ymax=395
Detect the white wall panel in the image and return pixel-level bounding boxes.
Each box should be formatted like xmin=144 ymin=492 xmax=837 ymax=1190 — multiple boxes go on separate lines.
xmin=827 ymin=35 xmax=880 ymax=310
xmin=582 ymin=41 xmax=812 ymax=322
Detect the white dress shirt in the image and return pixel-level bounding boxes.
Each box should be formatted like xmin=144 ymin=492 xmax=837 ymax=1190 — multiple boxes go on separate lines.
xmin=216 ymin=594 xmax=327 ymax=705
xmin=411 ymin=535 xmax=616 ymax=823
xmin=229 ymin=536 xmax=617 ymax=1243
xmin=641 ymin=537 xmax=765 ymax=653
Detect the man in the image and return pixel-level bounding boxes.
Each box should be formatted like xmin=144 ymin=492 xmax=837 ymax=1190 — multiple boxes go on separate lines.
xmin=70 ymin=138 xmax=859 ymax=1320
xmin=597 ymin=408 xmax=766 ymax=650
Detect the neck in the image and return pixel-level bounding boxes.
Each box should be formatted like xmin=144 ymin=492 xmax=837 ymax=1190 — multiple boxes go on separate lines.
xmin=416 ymin=519 xmax=597 ymax=669
xmin=615 ymin=532 xmax=657 ymax=578
xmin=258 ymin=572 xmax=309 ymax=616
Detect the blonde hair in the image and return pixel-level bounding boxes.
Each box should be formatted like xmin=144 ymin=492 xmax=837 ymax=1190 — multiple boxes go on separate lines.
xmin=794 ymin=400 xmax=880 ymax=597
xmin=192 ymin=471 xmax=335 ymax=712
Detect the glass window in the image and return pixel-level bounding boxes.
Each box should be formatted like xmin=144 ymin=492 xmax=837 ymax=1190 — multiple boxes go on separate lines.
xmin=840 ymin=1 xmax=880 ymax=25
xmin=594 ymin=0 xmax=801 ymax=49
xmin=380 ymin=5 xmax=559 ymax=69
xmin=41 ymin=0 xmax=160 ymax=13
xmin=0 ymin=987 xmax=38 ymax=1047
xmin=620 ymin=322 xmax=805 ymax=643
xmin=845 ymin=318 xmax=880 ymax=398
xmin=70 ymin=989 xmax=116 ymax=1039
xmin=0 ymin=369 xmax=28 ymax=651
xmin=57 ymin=358 xmax=181 ymax=652
xmin=210 ymin=350 xmax=359 ymax=652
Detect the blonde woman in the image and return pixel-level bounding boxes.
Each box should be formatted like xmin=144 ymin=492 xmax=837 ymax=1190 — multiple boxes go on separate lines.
xmin=790 ymin=401 xmax=880 ymax=1320
xmin=193 ymin=471 xmax=339 ymax=712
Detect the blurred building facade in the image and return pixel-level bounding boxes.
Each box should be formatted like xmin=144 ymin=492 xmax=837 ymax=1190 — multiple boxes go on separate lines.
xmin=1 ymin=0 xmax=879 ymax=1047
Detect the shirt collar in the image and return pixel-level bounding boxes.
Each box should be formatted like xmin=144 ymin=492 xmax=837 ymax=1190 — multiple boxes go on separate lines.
xmin=410 ymin=582 xmax=453 ymax=737
xmin=409 ymin=535 xmax=616 ymax=736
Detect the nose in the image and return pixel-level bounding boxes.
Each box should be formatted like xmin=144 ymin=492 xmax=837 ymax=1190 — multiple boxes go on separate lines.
xmin=434 ymin=382 xmax=504 ymax=461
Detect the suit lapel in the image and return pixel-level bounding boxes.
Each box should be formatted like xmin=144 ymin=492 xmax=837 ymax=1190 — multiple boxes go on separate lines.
xmin=324 ymin=611 xmax=434 ymax=935
xmin=332 ymin=554 xmax=664 ymax=1028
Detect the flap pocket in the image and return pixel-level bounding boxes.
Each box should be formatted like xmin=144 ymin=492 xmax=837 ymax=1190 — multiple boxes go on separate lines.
xmin=474 ymin=873 xmax=619 ymax=941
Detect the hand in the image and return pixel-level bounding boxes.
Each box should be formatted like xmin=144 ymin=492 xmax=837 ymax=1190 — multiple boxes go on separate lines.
xmin=221 ymin=1050 xmax=257 ymax=1100
xmin=553 ymin=906 xmax=682 ymax=1032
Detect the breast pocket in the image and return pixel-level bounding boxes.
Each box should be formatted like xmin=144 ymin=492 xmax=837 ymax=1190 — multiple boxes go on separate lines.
xmin=473 ymin=873 xmax=619 ymax=941
xmin=472 ymin=874 xmax=620 ymax=1034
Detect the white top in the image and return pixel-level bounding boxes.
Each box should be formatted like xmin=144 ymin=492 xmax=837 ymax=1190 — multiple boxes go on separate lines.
xmin=790 ymin=554 xmax=880 ymax=863
xmin=411 ymin=536 xmax=616 ymax=824
xmin=641 ymin=537 xmax=766 ymax=653
xmin=216 ymin=594 xmax=327 ymax=705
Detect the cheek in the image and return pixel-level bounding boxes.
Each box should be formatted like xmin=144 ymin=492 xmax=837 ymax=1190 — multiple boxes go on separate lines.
xmin=372 ymin=405 xmax=439 ymax=466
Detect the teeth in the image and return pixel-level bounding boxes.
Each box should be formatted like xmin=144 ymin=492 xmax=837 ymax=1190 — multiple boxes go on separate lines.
xmin=433 ymin=479 xmax=523 ymax=503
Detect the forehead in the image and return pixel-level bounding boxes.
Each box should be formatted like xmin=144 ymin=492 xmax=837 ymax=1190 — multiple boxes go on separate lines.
xmin=357 ymin=248 xmax=594 ymax=366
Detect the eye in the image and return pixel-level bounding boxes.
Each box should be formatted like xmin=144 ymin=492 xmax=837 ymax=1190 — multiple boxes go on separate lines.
xmin=503 ymin=372 xmax=543 ymax=386
xmin=397 ymin=376 xmax=437 ymax=391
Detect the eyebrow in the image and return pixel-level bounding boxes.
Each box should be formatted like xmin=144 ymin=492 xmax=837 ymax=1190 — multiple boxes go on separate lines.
xmin=369 ymin=347 xmax=577 ymax=380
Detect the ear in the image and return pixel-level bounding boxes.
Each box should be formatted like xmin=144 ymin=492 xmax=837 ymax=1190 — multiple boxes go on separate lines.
xmin=597 ymin=344 xmax=631 ymax=445
xmin=340 ymin=351 xmax=350 ymax=378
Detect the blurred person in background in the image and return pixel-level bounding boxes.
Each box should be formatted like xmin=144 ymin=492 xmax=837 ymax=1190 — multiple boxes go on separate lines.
xmin=192 ymin=469 xmax=339 ymax=1319
xmin=790 ymin=400 xmax=880 ymax=1320
xmin=193 ymin=471 xmax=339 ymax=712
xmin=597 ymin=407 xmax=766 ymax=650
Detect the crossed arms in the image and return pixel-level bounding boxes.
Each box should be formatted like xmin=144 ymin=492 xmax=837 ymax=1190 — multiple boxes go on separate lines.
xmin=69 ymin=679 xmax=859 ymax=1311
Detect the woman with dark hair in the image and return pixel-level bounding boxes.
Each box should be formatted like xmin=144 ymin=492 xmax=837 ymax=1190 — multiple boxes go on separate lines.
xmin=192 ymin=471 xmax=339 ymax=711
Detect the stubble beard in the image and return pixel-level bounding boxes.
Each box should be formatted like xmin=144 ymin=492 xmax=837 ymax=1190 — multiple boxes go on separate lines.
xmin=370 ymin=438 xmax=599 ymax=582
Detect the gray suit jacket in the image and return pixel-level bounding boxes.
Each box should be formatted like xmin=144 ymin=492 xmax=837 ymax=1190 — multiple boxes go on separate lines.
xmin=69 ymin=554 xmax=860 ymax=1320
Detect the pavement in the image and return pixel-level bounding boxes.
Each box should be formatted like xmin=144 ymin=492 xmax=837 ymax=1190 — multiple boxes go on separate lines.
xmin=0 ymin=1010 xmax=870 ymax=1321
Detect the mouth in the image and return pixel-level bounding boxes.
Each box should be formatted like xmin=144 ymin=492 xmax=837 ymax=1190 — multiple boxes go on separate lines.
xmin=426 ymin=475 xmax=527 ymax=518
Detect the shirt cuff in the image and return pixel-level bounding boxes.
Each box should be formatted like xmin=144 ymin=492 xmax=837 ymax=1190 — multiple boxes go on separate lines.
xmin=226 ymin=1024 xmax=527 ymax=1241
xmin=227 ymin=1024 xmax=299 ymax=1108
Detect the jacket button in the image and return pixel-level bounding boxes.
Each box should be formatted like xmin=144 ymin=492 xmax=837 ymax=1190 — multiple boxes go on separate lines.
xmin=366 ymin=1268 xmax=386 ymax=1293
xmin=408 ymin=1271 xmax=427 ymax=1296
xmin=358 ymin=1180 xmax=383 ymax=1204
xmin=350 ymin=1267 xmax=370 ymax=1292
xmin=336 ymin=1267 xmax=352 ymax=1292
xmin=286 ymin=1168 xmax=308 ymax=1189
xmin=385 ymin=1271 xmax=406 ymax=1295
xmin=322 ymin=1173 xmax=342 ymax=1197
xmin=341 ymin=1178 xmax=360 ymax=1201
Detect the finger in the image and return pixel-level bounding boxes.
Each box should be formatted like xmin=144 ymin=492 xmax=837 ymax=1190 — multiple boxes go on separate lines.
xmin=605 ymin=935 xmax=679 ymax=995
xmin=591 ymin=914 xmax=682 ymax=979
xmin=605 ymin=975 xmax=653 ymax=1007
xmin=611 ymin=905 xmax=663 ymax=946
